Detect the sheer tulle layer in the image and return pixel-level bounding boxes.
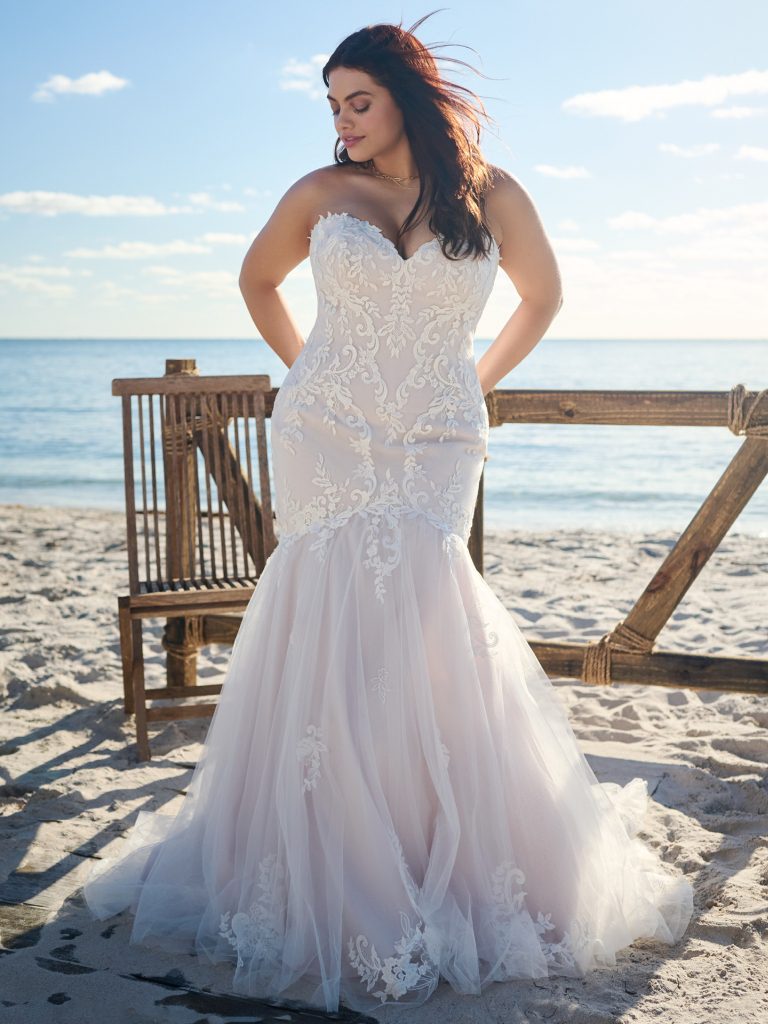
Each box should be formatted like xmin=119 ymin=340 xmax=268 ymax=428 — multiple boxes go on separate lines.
xmin=83 ymin=514 xmax=693 ymax=1013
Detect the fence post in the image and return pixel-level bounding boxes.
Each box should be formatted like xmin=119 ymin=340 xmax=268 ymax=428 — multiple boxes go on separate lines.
xmin=162 ymin=358 xmax=202 ymax=689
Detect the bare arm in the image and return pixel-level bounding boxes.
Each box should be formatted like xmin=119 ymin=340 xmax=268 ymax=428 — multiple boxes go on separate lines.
xmin=238 ymin=173 xmax=319 ymax=368
xmin=476 ymin=171 xmax=563 ymax=396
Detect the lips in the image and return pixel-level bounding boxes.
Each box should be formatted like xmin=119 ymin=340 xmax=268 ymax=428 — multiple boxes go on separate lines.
xmin=343 ymin=136 xmax=364 ymax=147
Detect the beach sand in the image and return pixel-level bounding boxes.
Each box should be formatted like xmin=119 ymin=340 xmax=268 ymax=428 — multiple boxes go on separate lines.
xmin=1 ymin=502 xmax=767 ymax=1023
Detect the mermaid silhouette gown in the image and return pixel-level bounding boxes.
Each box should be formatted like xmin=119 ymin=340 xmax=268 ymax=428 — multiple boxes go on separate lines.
xmin=83 ymin=210 xmax=694 ymax=1013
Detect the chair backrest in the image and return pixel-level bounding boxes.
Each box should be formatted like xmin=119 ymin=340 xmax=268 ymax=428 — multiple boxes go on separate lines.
xmin=112 ymin=372 xmax=277 ymax=595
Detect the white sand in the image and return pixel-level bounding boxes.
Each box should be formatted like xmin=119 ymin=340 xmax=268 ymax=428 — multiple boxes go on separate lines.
xmin=1 ymin=502 xmax=767 ymax=1023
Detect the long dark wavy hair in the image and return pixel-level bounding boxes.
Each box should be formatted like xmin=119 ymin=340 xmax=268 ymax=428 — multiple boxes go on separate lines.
xmin=322 ymin=11 xmax=498 ymax=261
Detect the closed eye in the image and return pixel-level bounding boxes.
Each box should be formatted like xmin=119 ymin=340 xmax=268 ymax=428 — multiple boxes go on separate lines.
xmin=331 ymin=106 xmax=369 ymax=117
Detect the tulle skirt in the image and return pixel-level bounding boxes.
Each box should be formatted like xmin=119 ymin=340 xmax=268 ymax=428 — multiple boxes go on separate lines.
xmin=83 ymin=514 xmax=694 ymax=1013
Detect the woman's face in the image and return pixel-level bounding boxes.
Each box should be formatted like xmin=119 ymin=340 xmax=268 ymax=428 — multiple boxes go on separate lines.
xmin=326 ymin=66 xmax=405 ymax=162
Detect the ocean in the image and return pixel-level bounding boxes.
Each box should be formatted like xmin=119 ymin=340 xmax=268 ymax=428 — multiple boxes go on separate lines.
xmin=0 ymin=338 xmax=765 ymax=535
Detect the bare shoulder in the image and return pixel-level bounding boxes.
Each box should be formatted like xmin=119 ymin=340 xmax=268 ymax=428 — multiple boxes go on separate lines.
xmin=271 ymin=164 xmax=358 ymax=229
xmin=240 ymin=165 xmax=353 ymax=285
xmin=484 ymin=163 xmax=530 ymax=201
xmin=481 ymin=162 xmax=562 ymax=305
xmin=272 ymin=165 xmax=335 ymax=217
xmin=483 ymin=164 xmax=540 ymax=246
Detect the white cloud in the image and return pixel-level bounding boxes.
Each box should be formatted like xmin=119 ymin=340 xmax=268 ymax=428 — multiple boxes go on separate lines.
xmin=604 ymin=200 xmax=768 ymax=267
xmin=552 ymin=237 xmax=600 ymax=253
xmin=534 ymin=164 xmax=591 ymax=179
xmin=494 ymin=200 xmax=767 ymax=338
xmin=711 ymin=105 xmax=768 ymax=119
xmin=7 ymin=265 xmax=76 ymax=277
xmin=0 ymin=191 xmax=246 ymax=218
xmin=32 ymin=70 xmax=130 ymax=103
xmin=658 ymin=142 xmax=720 ymax=158
xmin=64 ymin=233 xmax=250 ymax=261
xmin=187 ymin=192 xmax=246 ymax=213
xmin=65 ymin=240 xmax=211 ymax=260
xmin=0 ymin=264 xmax=74 ymax=297
xmin=140 ymin=265 xmax=239 ymax=299
xmin=199 ymin=232 xmax=250 ymax=245
xmin=93 ymin=281 xmax=165 ymax=305
xmin=0 ymin=191 xmax=193 ymax=217
xmin=563 ymin=69 xmax=768 ymax=123
xmin=607 ymin=200 xmax=768 ymax=237
xmin=735 ymin=144 xmax=768 ymax=162
xmin=540 ymin=244 xmax=766 ymax=338
xmin=606 ymin=211 xmax=658 ymax=230
xmin=279 ymin=55 xmax=331 ymax=101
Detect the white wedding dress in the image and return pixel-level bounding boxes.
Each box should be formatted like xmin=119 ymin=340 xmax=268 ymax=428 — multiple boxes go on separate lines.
xmin=83 ymin=210 xmax=694 ymax=1013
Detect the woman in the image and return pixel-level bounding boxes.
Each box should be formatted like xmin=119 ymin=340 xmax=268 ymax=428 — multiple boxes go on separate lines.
xmin=83 ymin=16 xmax=694 ymax=1014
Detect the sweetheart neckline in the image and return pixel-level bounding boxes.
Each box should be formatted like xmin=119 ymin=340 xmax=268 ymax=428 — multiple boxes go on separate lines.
xmin=309 ymin=210 xmax=500 ymax=265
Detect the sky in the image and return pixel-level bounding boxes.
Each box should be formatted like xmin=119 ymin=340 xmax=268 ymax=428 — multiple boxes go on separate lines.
xmin=1 ymin=0 xmax=766 ymax=341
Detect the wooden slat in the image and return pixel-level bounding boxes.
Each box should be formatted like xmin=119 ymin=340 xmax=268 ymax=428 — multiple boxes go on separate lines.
xmin=178 ymin=391 xmax=195 ymax=579
xmin=146 ymin=702 xmax=218 ymax=722
xmin=144 ymin=683 xmax=223 ymax=699
xmin=199 ymin=393 xmax=218 ymax=579
xmin=164 ymin=394 xmax=183 ymax=582
xmin=209 ymin=394 xmax=229 ymax=579
xmin=221 ymin=393 xmax=240 ymax=579
xmin=487 ymin=388 xmax=768 ymax=428
xmin=126 ymin=597 xmax=253 ymax=619
xmin=112 ymin=374 xmax=272 ymax=396
xmin=231 ymin=398 xmax=249 ymax=577
xmin=253 ymin=389 xmax=276 ymax=555
xmin=242 ymin=392 xmax=258 ymax=573
xmin=148 ymin=395 xmax=162 ymax=581
xmin=122 ymin=395 xmax=139 ymax=594
xmin=136 ymin=394 xmax=151 ymax=583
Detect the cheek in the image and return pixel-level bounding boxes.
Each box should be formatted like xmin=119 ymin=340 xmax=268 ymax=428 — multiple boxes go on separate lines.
xmin=366 ymin=109 xmax=395 ymax=140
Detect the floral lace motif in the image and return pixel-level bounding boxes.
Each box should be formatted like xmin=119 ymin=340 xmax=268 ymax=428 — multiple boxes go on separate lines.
xmin=218 ymin=852 xmax=286 ymax=970
xmin=369 ymin=666 xmax=392 ymax=704
xmin=269 ymin=211 xmax=498 ymax=603
xmin=218 ymin=845 xmax=600 ymax=1002
xmin=297 ymin=723 xmax=327 ymax=792
xmin=487 ymin=858 xmax=594 ymax=975
xmin=347 ymin=911 xmax=439 ymax=1004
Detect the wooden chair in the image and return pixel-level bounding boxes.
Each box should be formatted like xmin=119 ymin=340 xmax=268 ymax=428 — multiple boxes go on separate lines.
xmin=113 ymin=364 xmax=278 ymax=761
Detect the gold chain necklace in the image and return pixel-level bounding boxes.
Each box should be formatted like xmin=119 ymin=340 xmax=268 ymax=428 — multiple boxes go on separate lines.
xmin=366 ymin=161 xmax=420 ymax=188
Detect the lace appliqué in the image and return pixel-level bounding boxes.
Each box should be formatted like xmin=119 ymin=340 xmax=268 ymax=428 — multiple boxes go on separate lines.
xmin=439 ymin=739 xmax=450 ymax=768
xmin=218 ymin=852 xmax=286 ymax=970
xmin=269 ymin=210 xmax=498 ymax=577
xmin=347 ymin=911 xmax=439 ymax=1004
xmin=369 ymin=666 xmax=392 ymax=704
xmin=488 ymin=859 xmax=594 ymax=975
xmin=467 ymin=608 xmax=500 ymax=657
xmin=297 ymin=723 xmax=327 ymax=792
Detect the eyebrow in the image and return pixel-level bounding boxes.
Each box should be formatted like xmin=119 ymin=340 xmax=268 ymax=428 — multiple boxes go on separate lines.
xmin=326 ymin=89 xmax=373 ymax=102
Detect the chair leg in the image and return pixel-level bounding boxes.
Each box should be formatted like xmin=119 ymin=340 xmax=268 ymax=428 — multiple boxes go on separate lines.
xmin=130 ymin=618 xmax=151 ymax=762
xmin=118 ymin=597 xmax=134 ymax=714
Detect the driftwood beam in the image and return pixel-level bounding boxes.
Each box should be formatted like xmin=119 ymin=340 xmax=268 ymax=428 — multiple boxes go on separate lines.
xmin=485 ymin=385 xmax=768 ymax=430
xmin=531 ymin=640 xmax=768 ymax=695
xmin=112 ymin=373 xmax=273 ymax=397
xmin=621 ymin=435 xmax=768 ymax=644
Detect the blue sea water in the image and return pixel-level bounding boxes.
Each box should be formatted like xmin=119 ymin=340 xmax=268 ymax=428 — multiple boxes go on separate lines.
xmin=0 ymin=338 xmax=765 ymax=535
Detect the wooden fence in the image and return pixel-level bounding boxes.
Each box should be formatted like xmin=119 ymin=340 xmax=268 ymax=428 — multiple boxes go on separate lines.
xmin=152 ymin=361 xmax=767 ymax=697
